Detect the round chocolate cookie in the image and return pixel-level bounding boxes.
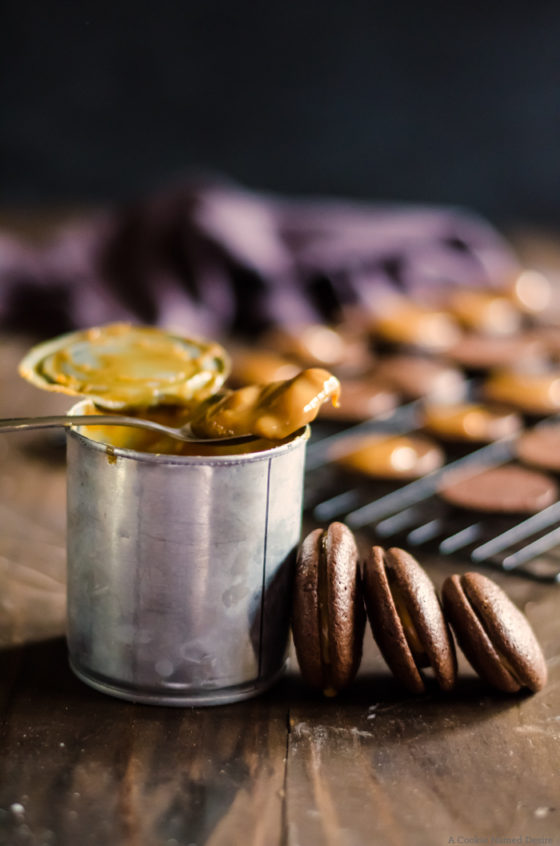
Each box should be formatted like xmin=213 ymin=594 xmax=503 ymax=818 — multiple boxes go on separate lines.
xmin=229 ymin=347 xmax=300 ymax=386
xmin=332 ymin=434 xmax=444 ymax=480
xmin=261 ymin=324 xmax=374 ymax=373
xmin=371 ymin=303 xmax=461 ymax=352
xmin=292 ymin=522 xmax=365 ymax=695
xmin=318 ymin=376 xmax=398 ymax=422
xmin=421 ymin=402 xmax=522 ymax=443
xmin=374 ymin=354 xmax=466 ymax=401
xmin=442 ymin=572 xmax=547 ymax=693
xmin=446 ymin=334 xmax=544 ymax=372
xmin=516 ymin=424 xmax=560 ymax=473
xmin=439 ymin=464 xmax=558 ymax=514
xmin=445 ymin=289 xmax=522 ymax=336
xmin=362 ymin=547 xmax=456 ymax=694
xmin=527 ymin=325 xmax=560 ymax=362
xmin=483 ymin=368 xmax=560 ymax=415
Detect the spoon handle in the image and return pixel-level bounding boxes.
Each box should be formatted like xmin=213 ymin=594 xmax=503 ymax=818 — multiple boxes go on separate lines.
xmin=0 ymin=414 xmax=190 ymax=440
xmin=0 ymin=415 xmax=258 ymax=445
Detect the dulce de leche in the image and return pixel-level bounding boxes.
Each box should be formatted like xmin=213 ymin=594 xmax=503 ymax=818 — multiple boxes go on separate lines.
xmin=191 ymin=368 xmax=341 ymax=441
xmin=19 ymin=324 xmax=341 ymax=453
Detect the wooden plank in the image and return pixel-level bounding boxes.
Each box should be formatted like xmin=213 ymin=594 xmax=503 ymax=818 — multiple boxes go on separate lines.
xmin=1 ymin=322 xmax=559 ymax=846
xmin=0 ymin=334 xmax=73 ymax=647
xmin=284 ymin=562 xmax=560 ymax=846
xmin=0 ymin=455 xmax=66 ymax=647
xmin=0 ymin=638 xmax=289 ymax=846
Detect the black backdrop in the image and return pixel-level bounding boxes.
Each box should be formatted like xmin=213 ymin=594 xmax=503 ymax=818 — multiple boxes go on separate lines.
xmin=2 ymin=1 xmax=560 ymax=222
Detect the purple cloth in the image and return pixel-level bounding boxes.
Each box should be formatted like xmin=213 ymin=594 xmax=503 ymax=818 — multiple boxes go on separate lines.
xmin=0 ymin=177 xmax=519 ymax=339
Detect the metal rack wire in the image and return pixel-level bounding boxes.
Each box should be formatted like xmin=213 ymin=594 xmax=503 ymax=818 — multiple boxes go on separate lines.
xmin=304 ymin=404 xmax=560 ymax=583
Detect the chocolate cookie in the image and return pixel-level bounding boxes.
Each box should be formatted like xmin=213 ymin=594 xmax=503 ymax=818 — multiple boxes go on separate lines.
xmin=421 ymin=402 xmax=522 ymax=443
xmin=292 ymin=522 xmax=365 ymax=695
xmin=229 ymin=347 xmax=300 ymax=386
xmin=318 ymin=375 xmax=398 ymax=422
xmin=446 ymin=334 xmax=544 ymax=372
xmin=527 ymin=325 xmax=560 ymax=361
xmin=439 ymin=464 xmax=558 ymax=514
xmin=374 ymin=354 xmax=466 ymax=401
xmin=372 ymin=303 xmax=461 ymax=352
xmin=362 ymin=547 xmax=456 ymax=693
xmin=261 ymin=324 xmax=374 ymax=373
xmin=332 ymin=433 xmax=444 ymax=480
xmin=483 ymin=368 xmax=560 ymax=415
xmin=445 ymin=289 xmax=522 ymax=336
xmin=516 ymin=424 xmax=560 ymax=473
xmin=442 ymin=572 xmax=547 ymax=693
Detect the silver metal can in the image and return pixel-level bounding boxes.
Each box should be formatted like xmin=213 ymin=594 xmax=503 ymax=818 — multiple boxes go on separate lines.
xmin=65 ymin=404 xmax=308 ymax=706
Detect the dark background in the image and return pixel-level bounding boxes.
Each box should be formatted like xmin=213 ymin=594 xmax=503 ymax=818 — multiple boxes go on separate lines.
xmin=2 ymin=1 xmax=560 ymax=223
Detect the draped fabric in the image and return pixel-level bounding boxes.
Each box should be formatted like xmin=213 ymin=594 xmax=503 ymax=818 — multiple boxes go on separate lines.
xmin=0 ymin=178 xmax=518 ymax=339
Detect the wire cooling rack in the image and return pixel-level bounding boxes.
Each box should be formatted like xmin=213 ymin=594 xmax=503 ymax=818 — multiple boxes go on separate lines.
xmin=304 ymin=404 xmax=560 ymax=583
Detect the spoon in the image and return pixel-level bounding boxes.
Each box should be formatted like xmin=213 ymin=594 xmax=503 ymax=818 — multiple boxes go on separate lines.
xmin=0 ymin=414 xmax=258 ymax=445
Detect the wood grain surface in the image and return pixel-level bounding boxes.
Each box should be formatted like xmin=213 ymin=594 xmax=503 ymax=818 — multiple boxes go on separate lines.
xmin=0 ymin=302 xmax=559 ymax=846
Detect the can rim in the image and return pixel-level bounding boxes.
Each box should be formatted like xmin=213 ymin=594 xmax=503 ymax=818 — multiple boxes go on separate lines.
xmin=66 ymin=399 xmax=309 ymax=465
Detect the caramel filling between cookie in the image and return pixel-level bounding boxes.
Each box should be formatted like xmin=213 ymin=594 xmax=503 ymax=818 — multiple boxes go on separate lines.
xmin=461 ymin=588 xmax=521 ymax=688
xmin=318 ymin=532 xmax=337 ymax=697
xmin=387 ymin=577 xmax=429 ymax=668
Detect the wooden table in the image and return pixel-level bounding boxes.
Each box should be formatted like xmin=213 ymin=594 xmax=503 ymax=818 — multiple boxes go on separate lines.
xmin=0 ymin=228 xmax=559 ymax=845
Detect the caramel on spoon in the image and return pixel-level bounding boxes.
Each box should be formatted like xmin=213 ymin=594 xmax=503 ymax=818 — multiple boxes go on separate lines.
xmin=0 ymin=368 xmax=341 ymax=447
